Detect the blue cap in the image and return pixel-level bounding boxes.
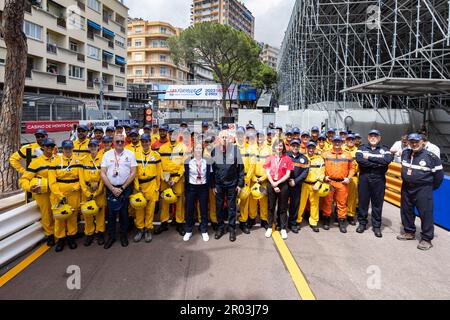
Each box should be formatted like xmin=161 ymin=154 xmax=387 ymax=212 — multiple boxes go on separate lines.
xmin=202 ymin=121 xmax=209 ymax=127
xmin=128 ymin=129 xmax=139 ymax=137
xmin=318 ymin=134 xmax=326 ymax=140
xmin=132 ymin=123 xmax=139 ymax=129
xmin=311 ymin=126 xmax=320 ymax=132
xmin=266 ymin=129 xmax=273 ymax=135
xmin=222 ymin=124 xmax=229 ymax=130
xmin=354 ymin=133 xmax=361 ymax=138
xmin=408 ymin=133 xmax=422 ymax=141
xmin=332 ymin=136 xmax=343 ymax=142
xmin=78 ymin=125 xmax=88 ymax=131
xmin=106 ymin=126 xmax=115 ymax=132
xmin=346 ymin=134 xmax=355 ymax=140
xmin=292 ymin=127 xmax=301 ymax=134
xmin=301 ymin=131 xmax=310 ymax=137
xmin=327 ymin=128 xmax=335 ymax=133
xmin=290 ymin=139 xmax=301 ymax=146
xmin=144 ymin=125 xmax=152 ymax=130
xmin=34 ymin=129 xmax=48 ymax=136
xmin=286 ymin=129 xmax=293 ymax=135
xmin=61 ymin=140 xmax=74 ymax=148
xmin=152 ymin=123 xmax=159 ymax=127
xmin=115 ymin=124 xmax=124 ymax=129
xmin=159 ymin=124 xmax=169 ymax=131
xmin=339 ymin=129 xmax=348 ymax=135
xmin=42 ymin=138 xmax=56 ymax=146
xmin=257 ymin=130 xmax=265 ymax=136
xmin=88 ymin=139 xmax=100 ymax=146
xmin=140 ymin=133 xmax=151 ymax=141
xmin=369 ymin=129 xmax=381 ymax=136
xmin=94 ymin=127 xmax=104 ymax=133
xmin=168 ymin=127 xmax=176 ymax=133
xmin=180 ymin=122 xmax=188 ymax=127
xmin=237 ymin=126 xmax=246 ymax=134
xmin=123 ymin=124 xmax=132 ymax=129
xmin=103 ymin=136 xmax=112 ymax=143
xmin=307 ymin=141 xmax=317 ymax=148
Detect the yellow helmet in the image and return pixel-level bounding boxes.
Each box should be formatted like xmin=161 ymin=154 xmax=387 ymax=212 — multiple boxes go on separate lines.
xmin=161 ymin=188 xmax=177 ymax=204
xmin=129 ymin=192 xmax=147 ymax=209
xmin=318 ymin=183 xmax=331 ymax=197
xmin=80 ymin=200 xmax=99 ymax=217
xmin=251 ymin=183 xmax=263 ymax=200
xmin=30 ymin=177 xmax=48 ymax=194
xmin=239 ymin=186 xmax=251 ymax=201
xmin=52 ymin=203 xmax=75 ymax=221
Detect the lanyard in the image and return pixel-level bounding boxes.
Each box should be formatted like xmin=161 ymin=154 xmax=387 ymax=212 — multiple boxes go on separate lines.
xmin=60 ymin=155 xmax=74 ymax=172
xmin=196 ymin=158 xmax=203 ymax=182
xmin=274 ymin=155 xmax=282 ymax=180
xmin=91 ymin=156 xmax=99 ymax=172
xmin=141 ymin=151 xmax=151 ymax=170
xmin=114 ymin=150 xmax=123 ymax=175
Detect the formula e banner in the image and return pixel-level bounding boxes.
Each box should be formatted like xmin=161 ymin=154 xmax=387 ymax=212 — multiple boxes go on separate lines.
xmin=164 ymin=85 xmax=238 ymax=101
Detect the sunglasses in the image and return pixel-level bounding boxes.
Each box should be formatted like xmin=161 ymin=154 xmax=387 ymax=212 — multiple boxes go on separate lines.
xmin=115 ymin=140 xmax=125 ymax=144
xmin=35 ymin=135 xmax=45 ymax=139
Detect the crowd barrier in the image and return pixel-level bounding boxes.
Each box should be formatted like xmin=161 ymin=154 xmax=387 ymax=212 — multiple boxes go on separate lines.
xmin=384 ymin=163 xmax=450 ymax=231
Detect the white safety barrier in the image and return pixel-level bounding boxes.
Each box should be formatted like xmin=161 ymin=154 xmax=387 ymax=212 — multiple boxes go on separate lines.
xmin=0 ymin=193 xmax=25 ymax=214
xmin=0 ymin=197 xmax=44 ymax=267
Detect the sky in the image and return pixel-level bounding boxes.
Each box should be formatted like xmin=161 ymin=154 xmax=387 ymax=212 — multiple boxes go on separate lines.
xmin=125 ymin=0 xmax=295 ymax=48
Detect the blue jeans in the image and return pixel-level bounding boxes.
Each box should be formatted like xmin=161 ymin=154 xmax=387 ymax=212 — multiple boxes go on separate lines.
xmin=106 ymin=185 xmax=132 ymax=240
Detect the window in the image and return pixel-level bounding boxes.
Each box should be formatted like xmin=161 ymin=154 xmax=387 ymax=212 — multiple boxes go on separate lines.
xmin=69 ymin=65 xmax=83 ymax=79
xmin=134 ymin=53 xmax=142 ymax=61
xmin=135 ymin=69 xmax=143 ymax=76
xmin=69 ymin=41 xmax=78 ymax=52
xmin=135 ymin=26 xmax=143 ymax=33
xmin=23 ymin=21 xmax=42 ymax=40
xmin=160 ymin=40 xmax=167 ymax=48
xmin=87 ymin=45 xmax=100 ymax=59
xmin=150 ymin=67 xmax=155 ymax=75
xmin=87 ymin=0 xmax=100 ymax=12
xmin=160 ymin=67 xmax=167 ymax=76
xmin=115 ymin=35 xmax=125 ymax=48
xmin=160 ymin=27 xmax=167 ymax=34
xmin=134 ymin=40 xmax=142 ymax=47
xmin=160 ymin=55 xmax=166 ymax=62
xmin=115 ymin=77 xmax=125 ymax=87
xmin=68 ymin=10 xmax=85 ymax=30
xmin=152 ymin=40 xmax=158 ymax=48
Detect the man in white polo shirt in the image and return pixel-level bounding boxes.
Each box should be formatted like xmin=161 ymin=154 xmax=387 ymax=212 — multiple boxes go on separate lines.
xmin=101 ymin=134 xmax=137 ymax=249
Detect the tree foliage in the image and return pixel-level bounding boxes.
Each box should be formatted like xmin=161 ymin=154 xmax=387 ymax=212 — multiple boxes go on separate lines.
xmin=252 ymin=63 xmax=278 ymax=99
xmin=169 ymin=22 xmax=261 ymax=116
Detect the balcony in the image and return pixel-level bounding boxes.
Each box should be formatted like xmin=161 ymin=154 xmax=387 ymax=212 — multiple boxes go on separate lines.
xmin=102 ymin=61 xmax=108 ymax=69
xmin=47 ymin=43 xmax=57 ymax=54
xmin=77 ymin=53 xmax=85 ymax=62
xmin=108 ymin=41 xmax=114 ymax=49
xmin=57 ymin=75 xmax=66 ymax=84
xmin=87 ymin=80 xmax=94 ymax=88
xmin=57 ymin=17 xmax=66 ymax=29
xmin=87 ymin=31 xmax=94 ymax=40
xmin=120 ymin=66 xmax=125 ymax=74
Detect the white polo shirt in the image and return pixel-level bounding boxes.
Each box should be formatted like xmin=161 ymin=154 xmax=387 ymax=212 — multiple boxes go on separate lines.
xmin=101 ymin=149 xmax=137 ymax=186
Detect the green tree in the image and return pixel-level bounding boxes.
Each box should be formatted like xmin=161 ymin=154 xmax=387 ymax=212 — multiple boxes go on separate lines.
xmin=169 ymin=22 xmax=261 ymax=116
xmin=252 ymin=63 xmax=278 ymax=101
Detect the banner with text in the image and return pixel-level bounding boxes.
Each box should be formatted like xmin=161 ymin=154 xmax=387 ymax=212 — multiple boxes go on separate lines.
xmin=25 ymin=121 xmax=79 ymax=134
xmin=164 ymin=85 xmax=238 ymax=101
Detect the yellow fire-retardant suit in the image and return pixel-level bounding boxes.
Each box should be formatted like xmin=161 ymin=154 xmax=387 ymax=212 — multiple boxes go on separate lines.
xmin=125 ymin=141 xmax=142 ymax=154
xmin=10 ymin=142 xmax=43 ymax=175
xmin=151 ymin=133 xmax=160 ymax=145
xmin=159 ymin=141 xmax=187 ymax=223
xmin=134 ymin=149 xmax=162 ymax=230
xmin=79 ymin=153 xmax=105 ymax=236
xmin=19 ymin=153 xmax=55 ymax=236
xmin=343 ymin=145 xmax=359 ymax=218
xmin=48 ymin=154 xmax=82 ymax=239
xmin=248 ymin=143 xmax=272 ymax=222
xmin=73 ymin=139 xmax=90 ymax=159
xmin=238 ymin=142 xmax=257 ymax=223
xmin=297 ymin=154 xmax=325 ymax=227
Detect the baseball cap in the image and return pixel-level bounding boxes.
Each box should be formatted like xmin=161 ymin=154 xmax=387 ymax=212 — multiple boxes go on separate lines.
xmin=159 ymin=124 xmax=169 ymax=131
xmin=222 ymin=124 xmax=230 ymax=130
xmin=257 ymin=130 xmax=265 ymax=136
xmin=128 ymin=129 xmax=139 ymax=137
xmin=408 ymin=133 xmax=422 ymax=141
xmin=115 ymin=124 xmax=124 ymax=129
xmin=339 ymin=129 xmax=348 ymax=135
xmin=318 ymin=134 xmax=326 ymax=140
xmin=311 ymin=126 xmax=320 ymax=132
xmin=140 ymin=133 xmax=151 ymax=141
xmin=152 ymin=123 xmax=159 ymax=127
xmin=61 ymin=140 xmax=74 ymax=148
xmin=42 ymin=138 xmax=56 ymax=147
xmin=103 ymin=136 xmax=113 ymax=143
xmin=292 ymin=127 xmax=301 ymax=134
xmin=346 ymin=134 xmax=355 ymax=140
xmin=106 ymin=126 xmax=115 ymax=132
xmin=290 ymin=139 xmax=301 ymax=146
xmin=77 ymin=125 xmax=88 ymax=131
xmin=202 ymin=121 xmax=209 ymax=127
xmin=237 ymin=126 xmax=246 ymax=134
xmin=354 ymin=133 xmax=361 ymax=138
xmin=307 ymin=141 xmax=317 ymax=148
xmin=132 ymin=123 xmax=139 ymax=129
xmin=369 ymin=129 xmax=381 ymax=136
xmin=123 ymin=124 xmax=132 ymax=129
xmin=286 ymin=129 xmax=293 ymax=135
xmin=327 ymin=128 xmax=335 ymax=133
xmin=143 ymin=125 xmax=152 ymax=130
xmin=94 ymin=127 xmax=104 ymax=133
xmin=168 ymin=127 xmax=176 ymax=133
xmin=332 ymin=136 xmax=343 ymax=142
xmin=88 ymin=139 xmax=100 ymax=146
xmin=301 ymin=131 xmax=310 ymax=137
xmin=34 ymin=129 xmax=48 ymax=136
xmin=180 ymin=122 xmax=188 ymax=127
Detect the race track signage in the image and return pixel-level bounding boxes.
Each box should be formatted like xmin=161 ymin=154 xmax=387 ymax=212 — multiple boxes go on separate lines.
xmin=164 ymin=85 xmax=238 ymax=101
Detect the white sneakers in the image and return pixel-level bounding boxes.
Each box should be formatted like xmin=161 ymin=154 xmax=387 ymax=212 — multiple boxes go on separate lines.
xmin=183 ymin=232 xmax=193 ymax=242
xmin=183 ymin=232 xmax=209 ymax=242
xmin=265 ymin=228 xmax=273 ymax=238
xmin=281 ymin=229 xmax=288 ymax=240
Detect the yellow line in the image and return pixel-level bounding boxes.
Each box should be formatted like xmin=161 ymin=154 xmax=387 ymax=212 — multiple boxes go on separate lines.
xmin=272 ymin=231 xmax=316 ymax=300
xmin=0 ymin=244 xmax=50 ymax=288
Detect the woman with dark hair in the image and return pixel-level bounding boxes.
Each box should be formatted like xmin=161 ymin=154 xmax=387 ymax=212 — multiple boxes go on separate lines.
xmin=264 ymin=139 xmax=293 ymax=240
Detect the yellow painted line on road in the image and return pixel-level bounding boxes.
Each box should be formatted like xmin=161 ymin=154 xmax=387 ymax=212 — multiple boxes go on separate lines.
xmin=272 ymin=231 xmax=316 ymax=300
xmin=0 ymin=244 xmax=50 ymax=288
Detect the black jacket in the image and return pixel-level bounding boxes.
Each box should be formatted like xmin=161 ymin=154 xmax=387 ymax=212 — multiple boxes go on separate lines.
xmin=401 ymin=148 xmax=444 ymax=190
xmin=210 ymin=143 xmax=245 ymax=188
xmin=356 ymin=144 xmax=393 ymax=176
xmin=287 ymin=151 xmax=309 ymax=185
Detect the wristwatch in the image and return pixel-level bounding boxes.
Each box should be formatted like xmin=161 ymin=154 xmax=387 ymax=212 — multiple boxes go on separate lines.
xmin=119 ymin=186 xmax=124 ymax=191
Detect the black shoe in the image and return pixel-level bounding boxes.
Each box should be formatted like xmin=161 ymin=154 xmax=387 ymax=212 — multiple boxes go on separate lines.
xmin=96 ymin=232 xmax=105 ymax=245
xmin=347 ymin=217 xmax=356 ymax=226
xmin=214 ymin=228 xmax=225 ymax=240
xmin=310 ymin=225 xmax=319 ymax=232
xmin=323 ymin=217 xmax=331 ymax=230
xmin=211 ymin=222 xmax=218 ymax=231
xmin=104 ymin=237 xmax=115 ymax=249
xmin=356 ymin=224 xmax=366 ymax=233
xmin=339 ymin=219 xmax=347 ymax=233
xmin=289 ymin=224 xmax=300 ymax=234
xmin=127 ymin=216 xmax=135 ymax=232
xmin=229 ymin=229 xmax=236 ymax=242
xmin=373 ymin=228 xmax=382 ymax=238
xmin=276 ymin=225 xmax=281 ymax=231
xmin=239 ymin=222 xmax=250 ymax=234
xmin=261 ymin=220 xmax=269 ymax=230
xmin=170 ymin=218 xmax=177 ymax=226
xmin=247 ymin=218 xmax=256 ymax=230
xmin=67 ymin=236 xmax=77 ymax=249
xmin=84 ymin=235 xmax=94 ymax=247
xmin=120 ymin=236 xmax=129 ymax=247
xmin=154 ymin=222 xmax=169 ymax=235
xmin=55 ymin=238 xmax=65 ymax=252
xmin=176 ymin=223 xmax=186 ymax=236
xmin=46 ymin=235 xmax=55 ymax=247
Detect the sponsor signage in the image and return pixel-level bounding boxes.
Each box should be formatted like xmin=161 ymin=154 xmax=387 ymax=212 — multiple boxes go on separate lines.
xmin=79 ymin=120 xmax=115 ymax=132
xmin=164 ymin=85 xmax=238 ymax=101
xmin=25 ymin=121 xmax=79 ymax=133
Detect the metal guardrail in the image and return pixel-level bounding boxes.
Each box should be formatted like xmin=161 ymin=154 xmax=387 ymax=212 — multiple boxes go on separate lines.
xmin=0 ymin=193 xmax=26 ymax=214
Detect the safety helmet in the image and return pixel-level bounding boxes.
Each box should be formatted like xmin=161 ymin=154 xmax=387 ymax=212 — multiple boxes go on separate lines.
xmin=251 ymin=183 xmax=267 ymax=200
xmin=129 ymin=192 xmax=147 ymax=209
xmin=239 ymin=186 xmax=251 ymax=201
xmin=52 ymin=203 xmax=75 ymax=221
xmin=80 ymin=200 xmax=99 ymax=217
xmin=30 ymin=177 xmax=48 ymax=194
xmin=161 ymin=188 xmax=177 ymax=203
xmin=317 ymin=183 xmax=331 ymax=197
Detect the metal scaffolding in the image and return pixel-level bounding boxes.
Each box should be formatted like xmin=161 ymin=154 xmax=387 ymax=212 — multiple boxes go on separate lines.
xmin=277 ymin=0 xmax=450 ymax=111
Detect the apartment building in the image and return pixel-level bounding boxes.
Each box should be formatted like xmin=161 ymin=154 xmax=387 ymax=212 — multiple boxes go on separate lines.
xmin=191 ymin=0 xmax=255 ymax=38
xmin=0 ymin=0 xmax=128 ymax=120
xmin=260 ymin=43 xmax=279 ymax=69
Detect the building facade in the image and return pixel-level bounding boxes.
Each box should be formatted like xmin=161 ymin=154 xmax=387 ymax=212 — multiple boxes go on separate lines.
xmin=259 ymin=43 xmax=279 ymax=69
xmin=191 ymin=0 xmax=255 ymax=38
xmin=0 ymin=0 xmax=129 ymax=120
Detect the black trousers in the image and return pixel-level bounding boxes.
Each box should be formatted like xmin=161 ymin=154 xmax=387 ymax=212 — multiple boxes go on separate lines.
xmin=288 ymin=183 xmax=302 ymax=227
xmin=268 ymin=182 xmax=289 ymax=229
xmin=185 ymin=184 xmax=209 ymax=233
xmin=357 ymin=174 xmax=386 ymax=228
xmin=106 ymin=184 xmax=133 ymax=240
xmin=216 ymin=185 xmax=238 ymax=230
xmin=400 ymin=184 xmax=435 ymax=241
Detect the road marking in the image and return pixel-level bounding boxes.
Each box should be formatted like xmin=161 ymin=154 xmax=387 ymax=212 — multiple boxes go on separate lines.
xmin=272 ymin=231 xmax=316 ymax=300
xmin=0 ymin=244 xmax=50 ymax=288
